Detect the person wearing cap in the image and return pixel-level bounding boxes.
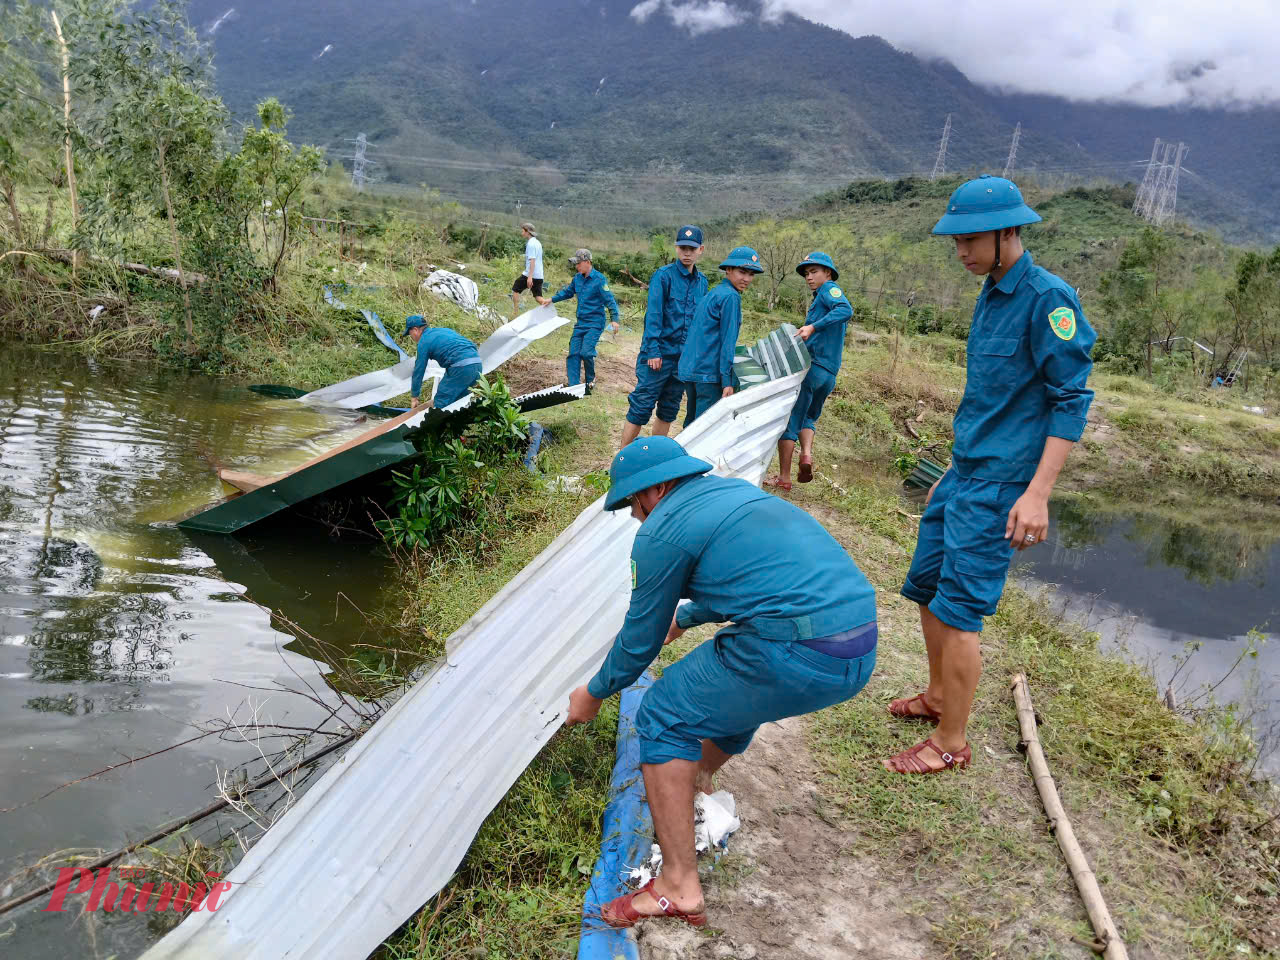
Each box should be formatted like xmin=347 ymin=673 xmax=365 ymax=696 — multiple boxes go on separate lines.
xmin=539 ymin=249 xmax=620 ymax=387
xmin=676 ymin=246 xmax=763 ymax=423
xmin=403 ymin=315 xmax=483 ymax=409
xmin=565 ymin=436 xmax=877 ymax=929
xmin=886 ymin=175 xmax=1096 ymax=775
xmin=766 ymin=251 xmax=852 ymax=491
xmin=510 ymin=222 xmax=544 ymax=319
xmin=620 ymin=225 xmax=709 ymax=447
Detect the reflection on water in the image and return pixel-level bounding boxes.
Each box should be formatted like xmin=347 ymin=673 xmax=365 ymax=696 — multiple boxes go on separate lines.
xmin=0 ymin=347 xmax=396 ymax=959
xmin=1014 ymin=499 xmax=1280 ymax=772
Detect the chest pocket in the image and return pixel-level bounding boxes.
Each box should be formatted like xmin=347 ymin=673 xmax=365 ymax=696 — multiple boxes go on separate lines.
xmin=969 ymin=336 xmax=1022 ymax=386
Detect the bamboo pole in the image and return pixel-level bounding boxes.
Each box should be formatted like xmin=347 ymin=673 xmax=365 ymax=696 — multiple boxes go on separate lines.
xmin=1010 ymin=674 xmax=1129 ymax=960
xmin=49 ymin=10 xmax=80 ymax=271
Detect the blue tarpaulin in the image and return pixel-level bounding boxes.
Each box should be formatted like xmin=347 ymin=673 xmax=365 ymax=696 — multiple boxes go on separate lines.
xmin=322 ymin=283 xmax=408 ymax=361
xmin=578 ymin=671 xmax=654 ymax=960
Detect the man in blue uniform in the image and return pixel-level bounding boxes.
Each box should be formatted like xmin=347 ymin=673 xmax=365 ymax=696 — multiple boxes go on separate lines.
xmin=403 ymin=315 xmax=483 ymax=409
xmin=620 ymin=225 xmax=709 ymax=446
xmin=767 ymin=251 xmax=852 ymax=491
xmin=886 ymin=176 xmax=1096 ymax=774
xmin=677 ymin=246 xmax=762 ymax=423
xmin=565 ymin=437 xmax=877 ymax=928
xmin=539 ymin=248 xmax=619 ymax=387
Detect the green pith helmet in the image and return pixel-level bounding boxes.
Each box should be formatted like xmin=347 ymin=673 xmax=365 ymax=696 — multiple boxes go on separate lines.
xmin=931 ymin=175 xmax=1042 ymax=236
xmin=796 ymin=251 xmax=839 ymax=281
xmin=718 ymin=246 xmax=764 ymax=273
xmin=604 ymin=436 xmax=713 ymax=511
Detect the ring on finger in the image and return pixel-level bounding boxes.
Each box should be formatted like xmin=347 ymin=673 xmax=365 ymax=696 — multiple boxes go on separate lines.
xmin=1024 ymin=534 xmax=1036 ymax=542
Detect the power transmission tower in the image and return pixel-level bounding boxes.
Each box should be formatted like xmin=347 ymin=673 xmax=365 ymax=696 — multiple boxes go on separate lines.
xmin=1153 ymin=142 xmax=1188 ymax=226
xmin=1002 ymin=122 xmax=1021 ymax=178
xmin=930 ymin=114 xmax=952 ymax=181
xmin=344 ymin=133 xmax=378 ymax=192
xmin=1133 ymin=138 xmax=1163 ymax=219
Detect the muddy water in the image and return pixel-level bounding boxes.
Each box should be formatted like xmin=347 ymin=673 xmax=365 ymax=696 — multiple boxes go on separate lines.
xmin=1013 ymin=499 xmax=1280 ymax=774
xmin=0 ymin=346 xmax=397 ymax=958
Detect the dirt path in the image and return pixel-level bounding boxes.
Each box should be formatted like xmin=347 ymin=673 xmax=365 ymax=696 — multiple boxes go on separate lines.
xmin=637 ymin=717 xmax=930 ymax=960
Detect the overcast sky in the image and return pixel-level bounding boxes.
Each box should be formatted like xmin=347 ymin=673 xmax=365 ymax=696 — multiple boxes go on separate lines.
xmin=631 ymin=0 xmax=1280 ymax=107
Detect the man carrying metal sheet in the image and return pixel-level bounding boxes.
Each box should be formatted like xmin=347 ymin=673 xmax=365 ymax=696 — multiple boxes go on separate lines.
xmin=619 ymin=225 xmax=708 ymax=447
xmin=565 ymin=437 xmax=878 ymax=929
xmin=886 ymin=176 xmax=1096 ymax=774
xmin=404 ymin=315 xmax=482 ymax=409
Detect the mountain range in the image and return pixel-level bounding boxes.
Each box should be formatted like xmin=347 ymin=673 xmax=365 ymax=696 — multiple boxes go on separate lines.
xmin=187 ymin=0 xmax=1280 ymax=242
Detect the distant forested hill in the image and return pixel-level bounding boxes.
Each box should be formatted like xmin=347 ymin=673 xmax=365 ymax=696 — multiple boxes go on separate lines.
xmin=186 ymin=0 xmax=1279 ymax=241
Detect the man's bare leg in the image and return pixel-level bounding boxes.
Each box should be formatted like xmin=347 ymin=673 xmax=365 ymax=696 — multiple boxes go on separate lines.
xmin=628 ymin=758 xmax=705 ymax=915
xmin=694 ymin=739 xmax=733 ymax=795
xmin=652 ymin=418 xmax=673 ymax=437
xmin=886 ymin=606 xmax=980 ymax=771
xmin=770 ymin=438 xmax=796 ymax=485
xmin=798 ymin=427 xmax=815 ymax=460
xmin=620 ymin=420 xmax=643 ymax=447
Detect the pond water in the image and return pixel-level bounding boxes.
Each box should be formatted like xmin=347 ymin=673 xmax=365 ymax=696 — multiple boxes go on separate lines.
xmin=0 ymin=346 xmax=398 ymax=958
xmin=1012 ymin=498 xmax=1280 ymax=774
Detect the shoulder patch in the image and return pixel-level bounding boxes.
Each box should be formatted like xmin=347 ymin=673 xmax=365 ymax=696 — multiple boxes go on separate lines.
xmin=630 ymin=558 xmax=637 ymax=590
xmin=602 ymin=284 xmax=611 ymax=292
xmin=829 ymin=286 xmax=843 ymax=299
xmin=1048 ymin=306 xmax=1077 ymax=341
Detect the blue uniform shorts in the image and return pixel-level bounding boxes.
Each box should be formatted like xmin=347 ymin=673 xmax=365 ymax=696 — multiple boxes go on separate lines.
xmin=783 ymin=364 xmax=836 ymax=442
xmin=900 ymin=470 xmax=1026 ymax=632
xmin=434 ymin=361 xmax=482 ymax=409
xmin=636 ymin=628 xmax=876 ymax=766
xmin=626 ymin=356 xmax=685 ymax=426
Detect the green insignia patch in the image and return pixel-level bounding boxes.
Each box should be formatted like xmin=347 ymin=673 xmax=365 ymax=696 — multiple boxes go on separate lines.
xmin=829 ymin=286 xmax=843 ymax=299
xmin=602 ymin=284 xmax=611 ymax=292
xmin=631 ymin=559 xmax=637 ymax=590
xmin=1048 ymin=306 xmax=1077 ymax=341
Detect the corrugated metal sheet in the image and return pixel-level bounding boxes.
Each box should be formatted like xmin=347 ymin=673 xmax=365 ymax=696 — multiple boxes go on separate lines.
xmin=301 ymin=305 xmax=568 ymax=409
xmin=143 ymin=366 xmax=806 ymax=960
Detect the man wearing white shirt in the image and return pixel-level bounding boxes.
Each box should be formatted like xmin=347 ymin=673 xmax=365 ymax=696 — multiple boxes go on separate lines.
xmin=511 ymin=222 xmax=545 ymax=318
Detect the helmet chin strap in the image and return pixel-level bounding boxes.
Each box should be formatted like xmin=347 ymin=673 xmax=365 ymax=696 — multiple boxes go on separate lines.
xmin=993 ymin=228 xmax=1002 ymax=271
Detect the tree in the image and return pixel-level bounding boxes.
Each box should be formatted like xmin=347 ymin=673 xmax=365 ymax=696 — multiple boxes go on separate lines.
xmin=1099 ymin=228 xmax=1188 ymax=377
xmin=745 ymin=218 xmax=808 ymax=310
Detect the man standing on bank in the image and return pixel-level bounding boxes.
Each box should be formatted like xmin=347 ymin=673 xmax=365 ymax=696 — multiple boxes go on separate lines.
xmin=886 ymin=175 xmax=1096 ymax=774
xmin=619 ymin=225 xmax=708 ymax=447
xmin=677 ymin=246 xmax=763 ymax=424
xmin=510 ymin=222 xmax=544 ymax=319
xmin=540 ymin=248 xmax=620 ymax=387
xmin=565 ymin=436 xmax=878 ymax=928
xmin=766 ymin=251 xmax=852 ymax=491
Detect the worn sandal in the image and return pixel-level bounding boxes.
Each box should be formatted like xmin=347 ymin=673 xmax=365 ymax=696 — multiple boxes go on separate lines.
xmin=797 ymin=454 xmax=814 ymax=483
xmin=887 ymin=692 xmax=942 ymax=723
xmin=764 ymin=476 xmax=793 ymax=492
xmin=601 ymin=879 xmax=707 ymax=929
xmin=883 ymin=736 xmax=971 ymax=775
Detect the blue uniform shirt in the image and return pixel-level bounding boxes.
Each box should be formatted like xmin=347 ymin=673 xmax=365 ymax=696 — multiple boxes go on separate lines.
xmin=804 ymin=280 xmax=853 ymax=374
xmin=677 ymin=280 xmax=742 ymax=385
xmin=550 ymin=268 xmax=620 ymax=329
xmin=953 ymin=252 xmax=1096 ymax=482
xmin=640 ymin=261 xmax=708 ymax=360
xmin=587 ymin=474 xmax=877 ymax=700
xmin=410 ymin=327 xmax=481 ymax=399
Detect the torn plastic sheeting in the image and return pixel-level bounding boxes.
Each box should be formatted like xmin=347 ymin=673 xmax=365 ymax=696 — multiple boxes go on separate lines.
xmin=299 ymin=304 xmax=569 ymax=410
xmin=421 ymin=269 xmax=504 ymax=328
xmin=322 ymin=283 xmax=408 ymax=360
xmin=176 ymin=383 xmax=587 ymax=535
xmin=578 ymin=671 xmax=653 ymax=960
xmin=142 ymin=354 xmax=806 ymax=960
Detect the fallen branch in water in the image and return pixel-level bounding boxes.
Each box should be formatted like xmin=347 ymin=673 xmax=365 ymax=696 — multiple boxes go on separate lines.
xmin=1010 ymin=673 xmax=1130 ymax=960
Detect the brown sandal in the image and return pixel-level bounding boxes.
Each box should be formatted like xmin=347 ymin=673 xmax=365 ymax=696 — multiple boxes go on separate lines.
xmin=883 ymin=736 xmax=971 ymax=774
xmin=797 ymin=454 xmax=813 ymax=483
xmin=887 ymin=692 xmax=941 ymax=723
xmin=601 ymin=879 xmax=707 ymax=929
xmin=764 ymin=476 xmax=793 ymax=492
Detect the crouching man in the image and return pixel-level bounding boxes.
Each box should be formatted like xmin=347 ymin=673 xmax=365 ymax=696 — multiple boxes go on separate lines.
xmin=565 ymin=437 xmax=878 ymax=929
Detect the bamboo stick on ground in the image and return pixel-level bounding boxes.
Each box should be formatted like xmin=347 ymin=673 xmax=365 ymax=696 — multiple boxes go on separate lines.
xmin=1010 ymin=673 xmax=1130 ymax=960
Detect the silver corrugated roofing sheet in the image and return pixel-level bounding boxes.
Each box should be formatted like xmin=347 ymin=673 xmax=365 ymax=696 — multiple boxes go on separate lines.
xmin=142 ymin=364 xmax=806 ymax=960
xmin=301 ymin=305 xmax=569 ymax=409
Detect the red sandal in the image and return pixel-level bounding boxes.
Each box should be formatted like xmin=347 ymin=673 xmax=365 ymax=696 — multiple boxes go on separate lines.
xmin=764 ymin=476 xmax=793 ymax=492
xmin=797 ymin=454 xmax=814 ymax=483
xmin=883 ymin=736 xmax=971 ymax=775
xmin=601 ymin=879 xmax=707 ymax=929
xmin=887 ymin=691 xmax=941 ymax=723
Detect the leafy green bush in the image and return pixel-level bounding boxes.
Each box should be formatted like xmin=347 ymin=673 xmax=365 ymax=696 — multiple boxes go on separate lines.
xmin=375 ymin=376 xmax=529 ymax=550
